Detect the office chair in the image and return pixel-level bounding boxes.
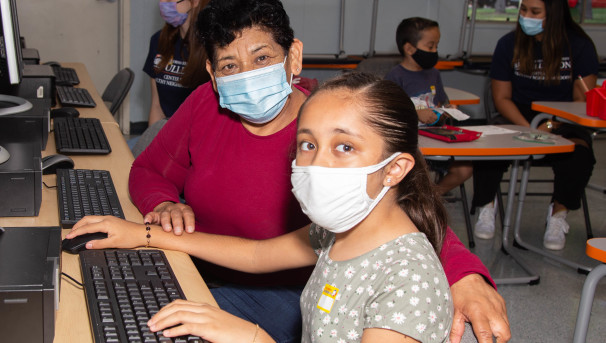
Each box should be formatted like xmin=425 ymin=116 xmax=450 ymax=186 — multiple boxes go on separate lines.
xmin=356 ymin=57 xmax=476 ymax=247
xmin=483 ymin=78 xmax=593 ymax=239
xmin=354 ymin=56 xmax=400 ymax=78
xmin=102 ymin=68 xmax=135 ymax=117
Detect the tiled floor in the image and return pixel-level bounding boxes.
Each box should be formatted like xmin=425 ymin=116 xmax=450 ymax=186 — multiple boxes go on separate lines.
xmin=446 ymin=134 xmax=606 ymax=342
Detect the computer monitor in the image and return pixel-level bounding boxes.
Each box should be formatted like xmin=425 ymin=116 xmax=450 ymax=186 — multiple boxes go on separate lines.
xmin=0 ymin=0 xmax=33 ymax=164
xmin=0 ymin=0 xmax=23 ymax=89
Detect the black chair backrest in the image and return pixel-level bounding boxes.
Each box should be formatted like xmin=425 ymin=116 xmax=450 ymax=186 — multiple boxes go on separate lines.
xmin=355 ymin=56 xmax=401 ymax=79
xmin=483 ymin=77 xmax=500 ymax=123
xmin=102 ymin=68 xmax=135 ymax=116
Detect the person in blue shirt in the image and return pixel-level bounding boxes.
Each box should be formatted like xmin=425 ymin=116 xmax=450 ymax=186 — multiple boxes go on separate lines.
xmin=385 ymin=17 xmax=472 ymax=196
xmin=144 ymin=0 xmax=210 ymax=126
xmin=131 ymin=0 xmax=210 ymax=156
xmin=471 ymin=0 xmax=598 ymax=250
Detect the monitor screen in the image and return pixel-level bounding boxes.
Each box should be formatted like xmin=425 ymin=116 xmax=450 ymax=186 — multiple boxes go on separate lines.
xmin=0 ymin=0 xmax=23 ymax=89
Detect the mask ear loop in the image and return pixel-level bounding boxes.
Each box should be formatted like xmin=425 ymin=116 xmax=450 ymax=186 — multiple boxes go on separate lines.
xmin=283 ymin=55 xmax=294 ymax=87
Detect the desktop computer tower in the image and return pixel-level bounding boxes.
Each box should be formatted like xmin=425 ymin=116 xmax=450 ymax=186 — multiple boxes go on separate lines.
xmin=0 ymin=97 xmax=50 ymax=150
xmin=0 ymin=141 xmax=42 ymax=216
xmin=0 ymin=226 xmax=61 ymax=343
xmin=7 ymin=64 xmax=55 ymax=106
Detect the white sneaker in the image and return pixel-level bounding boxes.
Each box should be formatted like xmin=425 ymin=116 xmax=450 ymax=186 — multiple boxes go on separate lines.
xmin=543 ymin=203 xmax=570 ymax=250
xmin=474 ymin=200 xmax=497 ymax=239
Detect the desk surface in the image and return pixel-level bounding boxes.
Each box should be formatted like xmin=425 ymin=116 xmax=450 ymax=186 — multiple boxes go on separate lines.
xmin=0 ymin=64 xmax=217 ymax=342
xmin=532 ymin=101 xmax=606 ymax=128
xmin=444 ymin=87 xmax=480 ymax=106
xmin=419 ymin=125 xmax=574 ymax=157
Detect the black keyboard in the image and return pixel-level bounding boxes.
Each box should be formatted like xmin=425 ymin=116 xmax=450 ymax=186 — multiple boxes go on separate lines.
xmin=52 ymin=65 xmax=80 ymax=85
xmin=56 ymin=85 xmax=96 ymax=107
xmin=56 ymin=169 xmax=125 ymax=227
xmin=79 ymin=249 xmax=206 ymax=343
xmin=54 ymin=117 xmax=112 ymax=154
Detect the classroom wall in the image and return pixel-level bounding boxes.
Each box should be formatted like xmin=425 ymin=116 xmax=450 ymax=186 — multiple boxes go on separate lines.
xmin=282 ymin=0 xmax=466 ymax=57
xmin=128 ymin=1 xmax=164 ymax=127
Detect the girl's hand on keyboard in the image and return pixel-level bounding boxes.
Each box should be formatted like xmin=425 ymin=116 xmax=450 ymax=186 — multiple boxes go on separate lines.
xmin=68 ymin=215 xmax=149 ymax=249
xmin=145 ymin=202 xmax=196 ymax=236
xmin=148 ymin=299 xmax=275 ymax=343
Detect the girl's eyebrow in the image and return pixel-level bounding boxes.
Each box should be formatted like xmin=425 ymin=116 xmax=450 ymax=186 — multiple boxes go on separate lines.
xmin=297 ymin=128 xmax=312 ymax=135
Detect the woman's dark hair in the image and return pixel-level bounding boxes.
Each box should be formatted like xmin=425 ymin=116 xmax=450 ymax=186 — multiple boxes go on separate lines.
xmin=196 ymin=0 xmax=295 ymax=68
xmin=156 ymin=0 xmax=211 ymax=88
xmin=302 ymin=72 xmax=448 ymax=253
xmin=513 ymin=0 xmax=597 ymax=85
xmin=395 ymin=17 xmax=439 ymax=56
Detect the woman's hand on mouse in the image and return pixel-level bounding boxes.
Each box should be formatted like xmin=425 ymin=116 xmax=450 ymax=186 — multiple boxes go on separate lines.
xmin=144 ymin=202 xmax=196 ymax=235
xmin=67 ymin=216 xmax=148 ymax=250
xmin=148 ymin=300 xmax=274 ymax=343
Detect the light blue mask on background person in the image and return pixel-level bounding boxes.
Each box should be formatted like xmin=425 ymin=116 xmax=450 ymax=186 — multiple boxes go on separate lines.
xmin=159 ymin=2 xmax=188 ymax=28
xmin=215 ymin=57 xmax=293 ymax=124
xmin=518 ymin=15 xmax=544 ymax=36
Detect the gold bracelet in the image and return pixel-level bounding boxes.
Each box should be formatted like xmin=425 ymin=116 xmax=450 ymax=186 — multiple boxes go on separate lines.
xmin=145 ymin=222 xmax=151 ymax=248
xmin=252 ymin=323 xmax=259 ymax=343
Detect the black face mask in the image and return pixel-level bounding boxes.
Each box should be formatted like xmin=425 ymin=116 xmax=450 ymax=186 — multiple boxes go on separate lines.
xmin=412 ymin=48 xmax=438 ymax=70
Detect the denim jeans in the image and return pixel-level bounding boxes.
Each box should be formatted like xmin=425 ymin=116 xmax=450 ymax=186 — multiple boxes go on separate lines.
xmin=210 ymin=284 xmax=304 ymax=343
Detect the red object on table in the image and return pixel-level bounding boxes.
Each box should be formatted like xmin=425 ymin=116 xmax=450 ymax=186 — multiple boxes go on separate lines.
xmin=586 ymin=83 xmax=606 ymax=119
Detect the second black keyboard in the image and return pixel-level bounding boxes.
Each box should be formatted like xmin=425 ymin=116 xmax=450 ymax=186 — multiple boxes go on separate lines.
xmin=56 ymin=168 xmax=125 ymax=227
xmin=54 ymin=117 xmax=111 ymax=154
xmin=79 ymin=249 xmax=206 ymax=343
xmin=56 ymin=85 xmax=96 ymax=107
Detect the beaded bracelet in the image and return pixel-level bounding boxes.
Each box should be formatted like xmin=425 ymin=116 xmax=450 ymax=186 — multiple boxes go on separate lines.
xmin=145 ymin=222 xmax=151 ymax=248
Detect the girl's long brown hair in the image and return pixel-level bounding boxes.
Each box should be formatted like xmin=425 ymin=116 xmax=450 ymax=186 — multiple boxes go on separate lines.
xmin=156 ymin=0 xmax=211 ymax=88
xmin=303 ymin=72 xmax=448 ymax=253
xmin=513 ymin=0 xmax=596 ymax=85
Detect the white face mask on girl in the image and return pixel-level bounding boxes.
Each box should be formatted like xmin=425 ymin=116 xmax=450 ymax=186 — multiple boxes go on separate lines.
xmin=290 ymin=153 xmax=401 ymax=234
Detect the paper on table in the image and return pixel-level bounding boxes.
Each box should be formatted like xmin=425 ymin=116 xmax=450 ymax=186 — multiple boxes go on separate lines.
xmin=435 ymin=107 xmax=470 ymax=121
xmin=458 ymin=125 xmax=520 ymax=135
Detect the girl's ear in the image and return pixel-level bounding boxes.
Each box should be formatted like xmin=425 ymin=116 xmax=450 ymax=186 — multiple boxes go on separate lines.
xmin=384 ymin=153 xmax=415 ymax=187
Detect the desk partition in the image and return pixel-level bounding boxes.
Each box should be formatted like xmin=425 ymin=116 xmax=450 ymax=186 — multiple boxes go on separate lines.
xmin=0 ymin=63 xmax=216 ymax=343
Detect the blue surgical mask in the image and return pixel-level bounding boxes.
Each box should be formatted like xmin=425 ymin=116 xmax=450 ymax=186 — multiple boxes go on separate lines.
xmin=518 ymin=15 xmax=544 ymax=36
xmin=159 ymin=2 xmax=188 ymax=28
xmin=216 ymin=57 xmax=293 ymax=124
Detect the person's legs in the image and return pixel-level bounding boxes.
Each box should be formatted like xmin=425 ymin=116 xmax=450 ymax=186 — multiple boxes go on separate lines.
xmin=544 ymin=140 xmax=595 ymax=250
xmin=211 ymin=285 xmax=304 ymax=343
xmin=435 ymin=161 xmax=473 ymax=196
xmin=471 ymin=160 xmax=509 ymax=239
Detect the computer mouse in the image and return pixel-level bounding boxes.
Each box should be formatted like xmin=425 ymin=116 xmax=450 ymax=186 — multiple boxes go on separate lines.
xmin=43 ymin=61 xmax=61 ymax=67
xmin=61 ymin=232 xmax=108 ymax=254
xmin=42 ymin=154 xmax=74 ymax=175
xmin=51 ymin=107 xmax=79 ymax=118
